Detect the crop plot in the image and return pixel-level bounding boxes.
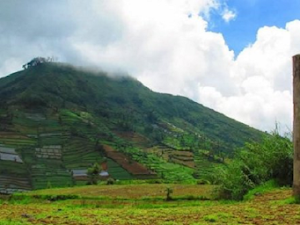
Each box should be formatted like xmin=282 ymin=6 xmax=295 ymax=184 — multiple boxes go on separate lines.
xmin=1 ymin=186 xmax=299 ymax=225
xmin=35 ymin=145 xmax=62 ymax=160
xmin=0 ymin=146 xmax=23 ymax=163
xmin=103 ymin=145 xmax=156 ymax=177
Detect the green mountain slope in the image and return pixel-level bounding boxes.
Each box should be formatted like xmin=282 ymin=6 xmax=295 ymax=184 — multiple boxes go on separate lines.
xmin=0 ymin=62 xmax=264 ymax=192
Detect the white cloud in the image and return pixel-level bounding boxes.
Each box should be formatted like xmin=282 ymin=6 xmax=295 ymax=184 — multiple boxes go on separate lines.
xmin=0 ymin=1 xmax=299 ymax=133
xmin=198 ymin=20 xmax=300 ymax=132
xmin=222 ymin=8 xmax=236 ymax=23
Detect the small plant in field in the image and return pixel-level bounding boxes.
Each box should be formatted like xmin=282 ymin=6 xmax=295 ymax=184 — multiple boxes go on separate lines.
xmin=285 ymin=195 xmax=300 ymax=204
xmin=106 ymin=177 xmax=115 ymax=185
xmin=294 ymin=195 xmax=300 ymax=204
xmin=204 ymin=213 xmax=232 ymax=223
xmin=204 ymin=214 xmax=218 ymax=222
xmin=165 ymin=187 xmax=173 ymax=201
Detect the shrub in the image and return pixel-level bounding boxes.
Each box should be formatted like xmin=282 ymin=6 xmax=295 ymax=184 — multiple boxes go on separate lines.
xmin=197 ymin=179 xmax=210 ymax=185
xmin=106 ymin=178 xmax=115 ymax=185
xmin=213 ymin=128 xmax=292 ymax=200
xmin=87 ymin=163 xmax=101 ymax=185
xmin=213 ymin=160 xmax=255 ymax=200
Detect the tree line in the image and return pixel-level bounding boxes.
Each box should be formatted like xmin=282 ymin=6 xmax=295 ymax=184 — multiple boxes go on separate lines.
xmin=22 ymin=57 xmax=57 ymax=69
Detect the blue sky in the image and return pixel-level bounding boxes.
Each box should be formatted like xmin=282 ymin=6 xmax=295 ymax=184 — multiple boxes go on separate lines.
xmin=209 ymin=0 xmax=300 ymax=54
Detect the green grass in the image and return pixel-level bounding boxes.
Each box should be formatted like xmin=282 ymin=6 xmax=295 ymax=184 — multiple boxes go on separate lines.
xmin=243 ymin=179 xmax=279 ymax=201
xmin=203 ymin=212 xmax=233 ymax=223
xmin=1 ymin=184 xmax=299 ymax=225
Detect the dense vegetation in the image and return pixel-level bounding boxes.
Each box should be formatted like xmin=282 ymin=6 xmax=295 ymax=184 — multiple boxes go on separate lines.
xmin=213 ymin=128 xmax=293 ymax=200
xmin=0 ymin=62 xmax=262 ymax=150
xmin=0 ymin=62 xmax=264 ymax=192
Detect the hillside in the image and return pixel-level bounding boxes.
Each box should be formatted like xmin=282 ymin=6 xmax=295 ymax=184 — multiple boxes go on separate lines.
xmin=0 ymin=62 xmax=264 ymax=192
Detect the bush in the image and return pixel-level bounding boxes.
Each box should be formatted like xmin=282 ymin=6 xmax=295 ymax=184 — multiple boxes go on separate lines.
xmin=87 ymin=163 xmax=101 ymax=185
xmin=106 ymin=178 xmax=115 ymax=185
xmin=213 ymin=160 xmax=255 ymax=200
xmin=197 ymin=179 xmax=210 ymax=185
xmin=213 ymin=128 xmax=292 ymax=200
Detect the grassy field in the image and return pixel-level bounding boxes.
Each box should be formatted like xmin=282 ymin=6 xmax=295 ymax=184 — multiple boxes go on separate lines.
xmin=0 ymin=184 xmax=299 ymax=225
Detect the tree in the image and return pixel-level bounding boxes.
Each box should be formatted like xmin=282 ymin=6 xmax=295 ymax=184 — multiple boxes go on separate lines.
xmin=22 ymin=56 xmax=56 ymax=69
xmin=87 ymin=163 xmax=101 ymax=185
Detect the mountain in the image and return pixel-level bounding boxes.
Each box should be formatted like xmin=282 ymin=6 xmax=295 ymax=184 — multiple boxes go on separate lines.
xmin=0 ymin=62 xmax=264 ymax=193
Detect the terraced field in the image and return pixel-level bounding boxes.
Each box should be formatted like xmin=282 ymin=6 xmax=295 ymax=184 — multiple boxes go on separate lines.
xmin=116 ymin=131 xmax=151 ymax=148
xmin=0 ymin=103 xmax=229 ymax=194
xmin=2 ymin=110 xmax=191 ymax=193
xmin=105 ymin=159 xmax=133 ymax=180
xmin=146 ymin=146 xmax=195 ymax=168
xmin=103 ymin=145 xmax=155 ymax=176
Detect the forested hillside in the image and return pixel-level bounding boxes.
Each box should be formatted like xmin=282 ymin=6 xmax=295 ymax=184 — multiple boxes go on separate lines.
xmin=0 ymin=62 xmax=264 ymax=193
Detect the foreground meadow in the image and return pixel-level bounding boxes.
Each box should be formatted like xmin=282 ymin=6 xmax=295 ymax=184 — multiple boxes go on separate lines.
xmin=0 ymin=184 xmax=299 ymax=225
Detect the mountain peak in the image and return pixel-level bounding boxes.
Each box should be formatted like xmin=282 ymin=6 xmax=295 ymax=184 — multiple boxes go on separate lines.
xmin=0 ymin=63 xmax=264 ymax=192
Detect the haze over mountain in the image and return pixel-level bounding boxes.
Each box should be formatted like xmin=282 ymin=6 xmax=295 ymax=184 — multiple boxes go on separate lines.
xmin=1 ymin=1 xmax=298 ymax=134
xmin=0 ymin=61 xmax=264 ymax=193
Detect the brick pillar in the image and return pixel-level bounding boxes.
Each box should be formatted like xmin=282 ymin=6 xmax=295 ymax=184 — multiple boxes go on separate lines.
xmin=293 ymin=54 xmax=300 ymax=196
